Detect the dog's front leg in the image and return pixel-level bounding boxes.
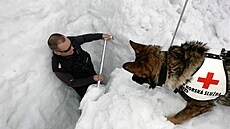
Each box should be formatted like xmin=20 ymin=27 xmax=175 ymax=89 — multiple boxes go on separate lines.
xmin=167 ymin=101 xmax=214 ymax=124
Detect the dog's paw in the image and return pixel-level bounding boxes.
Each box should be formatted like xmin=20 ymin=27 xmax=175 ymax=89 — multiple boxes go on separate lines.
xmin=166 ymin=116 xmax=183 ymax=125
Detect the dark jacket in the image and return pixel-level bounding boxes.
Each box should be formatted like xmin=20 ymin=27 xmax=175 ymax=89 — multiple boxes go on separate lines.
xmin=51 ymin=33 xmax=103 ymax=88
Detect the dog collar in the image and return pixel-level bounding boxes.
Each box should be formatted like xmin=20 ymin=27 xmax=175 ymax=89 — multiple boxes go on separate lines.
xmin=157 ymin=51 xmax=168 ymax=86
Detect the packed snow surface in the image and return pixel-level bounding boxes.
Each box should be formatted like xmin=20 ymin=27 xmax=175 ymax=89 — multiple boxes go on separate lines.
xmin=0 ymin=0 xmax=229 ymax=129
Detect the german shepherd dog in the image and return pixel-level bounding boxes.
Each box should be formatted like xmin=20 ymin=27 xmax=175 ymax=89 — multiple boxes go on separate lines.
xmin=123 ymin=40 xmax=230 ymax=124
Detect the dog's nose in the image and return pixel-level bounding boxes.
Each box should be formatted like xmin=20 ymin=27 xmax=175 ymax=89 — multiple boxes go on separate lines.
xmin=122 ymin=63 xmax=128 ymax=69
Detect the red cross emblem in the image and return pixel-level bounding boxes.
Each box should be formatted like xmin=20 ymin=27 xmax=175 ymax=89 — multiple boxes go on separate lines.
xmin=197 ymin=72 xmax=219 ymax=89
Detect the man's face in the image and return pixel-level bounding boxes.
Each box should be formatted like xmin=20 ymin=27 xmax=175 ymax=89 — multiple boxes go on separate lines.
xmin=54 ymin=37 xmax=74 ymax=56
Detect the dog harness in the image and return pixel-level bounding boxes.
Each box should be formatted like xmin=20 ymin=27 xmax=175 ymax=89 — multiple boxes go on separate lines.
xmin=180 ymin=49 xmax=227 ymax=101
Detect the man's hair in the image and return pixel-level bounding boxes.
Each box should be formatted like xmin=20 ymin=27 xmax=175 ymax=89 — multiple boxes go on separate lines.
xmin=47 ymin=33 xmax=66 ymax=51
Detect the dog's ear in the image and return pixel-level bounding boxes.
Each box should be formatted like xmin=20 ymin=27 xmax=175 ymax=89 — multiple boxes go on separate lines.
xmin=123 ymin=62 xmax=150 ymax=78
xmin=152 ymin=45 xmax=162 ymax=54
xmin=129 ymin=40 xmax=145 ymax=54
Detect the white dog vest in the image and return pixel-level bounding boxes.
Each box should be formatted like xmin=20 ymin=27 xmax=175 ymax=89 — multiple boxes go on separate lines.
xmin=181 ymin=49 xmax=227 ymax=101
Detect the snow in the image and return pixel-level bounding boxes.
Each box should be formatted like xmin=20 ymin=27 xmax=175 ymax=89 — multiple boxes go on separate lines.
xmin=76 ymin=69 xmax=230 ymax=129
xmin=0 ymin=0 xmax=229 ymax=129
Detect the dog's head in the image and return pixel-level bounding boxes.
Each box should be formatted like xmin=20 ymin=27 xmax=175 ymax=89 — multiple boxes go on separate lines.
xmin=123 ymin=40 xmax=164 ymax=82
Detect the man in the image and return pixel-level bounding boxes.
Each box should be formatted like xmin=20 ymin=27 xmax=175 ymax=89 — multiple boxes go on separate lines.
xmin=48 ymin=33 xmax=112 ymax=98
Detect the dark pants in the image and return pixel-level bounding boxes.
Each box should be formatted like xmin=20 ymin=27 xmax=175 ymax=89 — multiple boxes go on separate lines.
xmin=72 ymin=82 xmax=97 ymax=98
xmin=73 ymin=85 xmax=89 ymax=98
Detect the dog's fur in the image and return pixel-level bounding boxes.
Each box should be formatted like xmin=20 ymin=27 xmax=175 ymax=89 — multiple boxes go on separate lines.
xmin=123 ymin=40 xmax=230 ymax=124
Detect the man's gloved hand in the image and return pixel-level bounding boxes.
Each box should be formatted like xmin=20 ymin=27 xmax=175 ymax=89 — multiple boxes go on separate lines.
xmin=102 ymin=33 xmax=113 ymax=40
xmin=93 ymin=74 xmax=104 ymax=81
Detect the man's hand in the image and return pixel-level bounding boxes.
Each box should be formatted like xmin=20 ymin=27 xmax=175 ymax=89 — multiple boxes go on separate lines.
xmin=93 ymin=74 xmax=104 ymax=81
xmin=102 ymin=34 xmax=113 ymax=40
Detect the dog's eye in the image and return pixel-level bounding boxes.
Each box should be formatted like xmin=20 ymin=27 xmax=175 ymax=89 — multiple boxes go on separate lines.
xmin=137 ymin=74 xmax=146 ymax=78
xmin=142 ymin=75 xmax=146 ymax=78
